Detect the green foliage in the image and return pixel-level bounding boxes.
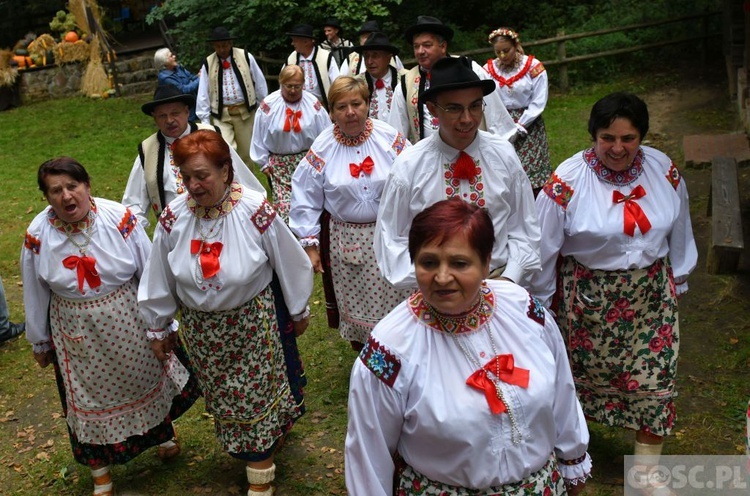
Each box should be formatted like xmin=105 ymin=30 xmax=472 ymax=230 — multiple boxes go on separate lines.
xmin=49 ymin=10 xmax=76 ymax=36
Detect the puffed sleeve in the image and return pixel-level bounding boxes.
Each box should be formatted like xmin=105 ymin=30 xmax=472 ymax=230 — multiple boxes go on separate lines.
xmin=20 ymin=229 xmax=52 ymax=352
xmin=196 ymin=63 xmax=211 ymax=124
xmin=289 ymin=152 xmax=326 ymax=243
xmin=250 ymin=102 xmax=271 ymax=169
xmin=345 ymin=340 xmax=407 ymax=496
xmin=531 ymin=184 xmax=567 ymax=308
xmin=537 ymin=307 xmax=592 ymax=484
xmin=247 ymin=52 xmax=268 ymax=101
xmin=228 ymin=144 xmax=267 ymax=196
xmin=667 ymin=178 xmax=698 ymax=294
xmin=517 ymin=63 xmax=548 ymax=129
xmin=374 ymin=171 xmax=417 ymax=289
xmin=137 ymin=213 xmax=179 ymax=335
xmin=502 ymin=157 xmax=542 ymax=284
xmin=124 ymin=210 xmax=152 ymax=280
xmin=121 ymin=155 xmax=152 ymax=229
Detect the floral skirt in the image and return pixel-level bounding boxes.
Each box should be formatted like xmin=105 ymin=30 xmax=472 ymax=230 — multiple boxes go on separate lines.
xmin=508 ymin=108 xmax=552 ymax=189
xmin=396 ymin=455 xmax=564 ymax=495
xmin=268 ymin=151 xmax=306 ymax=223
xmin=557 ymin=256 xmax=679 ymax=435
xmin=179 ymin=285 xmax=303 ymax=458
xmin=329 ymin=218 xmax=413 ymax=344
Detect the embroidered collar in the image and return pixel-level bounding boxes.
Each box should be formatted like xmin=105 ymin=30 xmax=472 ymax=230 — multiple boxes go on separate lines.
xmin=333 ymin=118 xmax=373 ymax=146
xmin=409 ymin=283 xmax=495 ymax=334
xmin=48 ymin=197 xmax=97 ymax=234
xmin=188 ymin=182 xmax=243 ymax=219
xmin=487 ymin=55 xmax=533 ymax=87
xmin=584 ymin=147 xmax=644 ymax=186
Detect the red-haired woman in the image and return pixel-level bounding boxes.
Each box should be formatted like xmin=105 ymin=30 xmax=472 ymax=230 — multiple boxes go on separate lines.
xmin=138 ymin=130 xmax=314 ymax=496
xmin=345 ymin=198 xmax=590 ymax=495
xmin=484 ymin=28 xmax=552 ymax=195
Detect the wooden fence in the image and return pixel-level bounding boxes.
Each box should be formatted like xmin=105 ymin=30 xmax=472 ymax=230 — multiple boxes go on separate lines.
xmin=256 ymin=11 xmax=721 ymax=90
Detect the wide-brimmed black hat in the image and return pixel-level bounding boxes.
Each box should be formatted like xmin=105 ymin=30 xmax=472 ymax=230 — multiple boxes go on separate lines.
xmin=404 ymin=15 xmax=454 ymax=43
xmin=286 ymin=24 xmax=315 ymax=39
xmin=356 ymin=20 xmax=380 ymax=36
xmin=323 ymin=17 xmax=341 ymax=30
xmin=207 ymin=26 xmax=234 ymax=42
xmin=141 ymin=85 xmax=196 ymax=115
xmin=351 ymin=32 xmax=399 ymax=55
xmin=419 ymin=56 xmax=495 ymax=104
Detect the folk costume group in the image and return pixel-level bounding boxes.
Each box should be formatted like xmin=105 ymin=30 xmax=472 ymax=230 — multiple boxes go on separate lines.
xmin=17 ymin=15 xmax=698 ymax=496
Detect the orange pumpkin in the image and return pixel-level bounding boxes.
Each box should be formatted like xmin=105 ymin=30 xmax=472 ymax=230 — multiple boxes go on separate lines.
xmin=12 ymin=55 xmax=33 ymax=68
xmin=64 ymin=31 xmax=79 ymax=43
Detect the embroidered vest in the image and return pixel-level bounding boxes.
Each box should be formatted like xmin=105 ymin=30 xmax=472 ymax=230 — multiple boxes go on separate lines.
xmin=202 ymin=47 xmax=258 ymax=119
xmin=286 ymin=47 xmax=334 ymax=109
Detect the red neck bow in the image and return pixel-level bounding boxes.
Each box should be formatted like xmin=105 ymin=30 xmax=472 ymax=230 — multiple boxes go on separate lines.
xmin=350 ymin=156 xmax=374 ymax=178
xmin=375 ymin=78 xmax=385 ymax=90
xmin=63 ymin=255 xmax=101 ymax=294
xmin=452 ymin=151 xmax=477 ymax=181
xmin=191 ymin=240 xmax=223 ymax=279
xmin=466 ymin=354 xmax=529 ymax=415
xmin=222 ymin=59 xmax=230 ymax=69
xmin=613 ymin=185 xmax=651 ymax=236
xmin=284 ymin=108 xmax=302 ymax=133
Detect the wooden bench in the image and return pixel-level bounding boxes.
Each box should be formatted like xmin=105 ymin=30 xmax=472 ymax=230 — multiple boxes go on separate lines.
xmin=706 ymin=156 xmax=744 ymax=274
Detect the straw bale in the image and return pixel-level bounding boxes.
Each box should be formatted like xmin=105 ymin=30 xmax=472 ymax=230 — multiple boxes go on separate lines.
xmin=55 ymin=40 xmax=90 ymax=64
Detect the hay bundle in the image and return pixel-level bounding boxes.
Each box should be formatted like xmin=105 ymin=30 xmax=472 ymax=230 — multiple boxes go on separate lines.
xmin=81 ymin=36 xmax=109 ymax=97
xmin=56 ymin=40 xmax=89 ymax=64
xmin=0 ymin=49 xmax=19 ymax=87
xmin=27 ymin=34 xmax=56 ymax=66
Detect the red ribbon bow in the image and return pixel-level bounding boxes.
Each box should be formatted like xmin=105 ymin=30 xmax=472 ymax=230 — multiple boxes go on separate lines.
xmin=349 ymin=156 xmax=374 ymax=178
xmin=63 ymin=255 xmax=101 ymax=294
xmin=222 ymin=59 xmax=230 ymax=69
xmin=452 ymin=151 xmax=477 ymax=180
xmin=284 ymin=108 xmax=302 ymax=133
xmin=466 ymin=354 xmax=529 ymax=415
xmin=613 ymin=185 xmax=651 ymax=236
xmin=375 ymin=78 xmax=385 ymax=90
xmin=190 ymin=240 xmax=223 ymax=279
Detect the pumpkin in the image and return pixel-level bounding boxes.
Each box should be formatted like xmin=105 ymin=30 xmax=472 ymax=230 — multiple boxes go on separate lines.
xmin=12 ymin=55 xmax=33 ymax=68
xmin=64 ymin=31 xmax=79 ymax=43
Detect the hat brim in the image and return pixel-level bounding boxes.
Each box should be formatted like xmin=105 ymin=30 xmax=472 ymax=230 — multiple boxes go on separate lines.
xmin=207 ymin=35 xmax=234 ymax=42
xmin=404 ymin=23 xmax=454 ymax=43
xmin=141 ymin=94 xmax=196 ymax=115
xmin=419 ymin=79 xmax=495 ymax=105
xmin=351 ymin=44 xmax=399 ymax=56
xmin=285 ymin=32 xmax=315 ymax=39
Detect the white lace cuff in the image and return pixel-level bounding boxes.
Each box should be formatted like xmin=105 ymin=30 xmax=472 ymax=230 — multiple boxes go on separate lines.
xmin=558 ymin=452 xmax=592 ymax=486
xmin=32 ymin=341 xmax=52 ymax=354
xmin=292 ymin=305 xmax=310 ymax=321
xmin=299 ymin=236 xmax=319 ymax=248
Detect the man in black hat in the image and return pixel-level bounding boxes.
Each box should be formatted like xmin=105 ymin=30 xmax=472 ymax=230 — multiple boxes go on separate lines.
xmin=375 ymin=56 xmax=541 ymax=289
xmin=123 ymin=85 xmax=265 ymax=230
xmin=349 ymin=32 xmax=407 ymax=134
xmin=394 ymin=15 xmax=515 ymax=143
xmin=285 ymin=23 xmax=340 ymax=109
xmin=341 ymin=20 xmax=405 ymax=76
xmin=196 ymin=26 xmax=268 ymax=168
xmin=319 ymin=17 xmax=353 ymax=68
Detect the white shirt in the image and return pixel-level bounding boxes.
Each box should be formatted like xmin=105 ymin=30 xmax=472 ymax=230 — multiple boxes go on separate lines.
xmin=531 ymin=145 xmax=698 ymax=307
xmin=483 ymin=55 xmax=548 ymax=129
xmin=289 ymin=118 xmax=410 ymax=239
xmin=22 ymin=198 xmax=151 ymax=348
xmin=374 ymin=131 xmax=541 ymax=289
xmin=250 ymin=90 xmax=331 ymax=169
xmin=364 ymin=71 xmax=408 ymax=137
xmin=288 ymin=49 xmax=340 ymax=103
xmin=138 ymin=184 xmax=313 ymax=332
xmin=345 ymin=280 xmax=591 ymax=495
xmin=121 ymin=126 xmax=266 ymax=229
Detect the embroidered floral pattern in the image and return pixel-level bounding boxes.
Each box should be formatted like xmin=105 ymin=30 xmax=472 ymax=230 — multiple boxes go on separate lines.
xmin=313 ymin=99 xmax=322 ymax=111
xmin=409 ymin=75 xmax=421 ymax=137
xmin=487 ymin=55 xmax=535 ymax=88
xmin=392 ymin=133 xmax=407 ymax=155
xmin=304 ymin=149 xmax=326 ymax=173
xmin=188 ymin=182 xmax=242 ymax=219
xmin=159 ymin=205 xmax=177 ymax=234
xmin=333 ymin=118 xmax=373 ymax=146
xmin=117 ymin=209 xmax=137 ymax=239
xmin=359 ymin=336 xmax=401 ymax=387
xmin=542 ymin=173 xmax=574 ymax=209
xmin=530 ymin=61 xmax=546 ymax=78
xmin=584 ymin=147 xmax=644 ymax=186
xmin=527 ymin=295 xmax=545 ymax=326
xmin=369 ymin=85 xmax=394 ymax=120
xmin=48 ymin=198 xmax=97 ymax=234
xmin=260 ymin=100 xmax=271 ymax=114
xmin=443 ymin=159 xmax=486 ymax=207
xmin=251 ymin=199 xmax=276 ymax=233
xmin=24 ymin=232 xmax=41 ymax=255
xmin=409 ymin=284 xmax=495 ymax=335
xmin=665 ymin=161 xmax=681 ymax=190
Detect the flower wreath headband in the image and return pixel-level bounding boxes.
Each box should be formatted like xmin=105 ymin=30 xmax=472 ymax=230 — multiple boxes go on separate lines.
xmin=488 ymin=28 xmax=519 ymax=44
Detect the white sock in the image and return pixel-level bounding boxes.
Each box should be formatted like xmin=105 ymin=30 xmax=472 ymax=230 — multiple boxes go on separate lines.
xmin=91 ymin=466 xmax=113 ymax=494
xmin=159 ymin=440 xmax=177 ymax=449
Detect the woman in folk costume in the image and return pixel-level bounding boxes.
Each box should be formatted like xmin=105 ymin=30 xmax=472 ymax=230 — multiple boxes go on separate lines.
xmin=250 ymin=64 xmax=330 ymax=222
xmin=484 ymin=27 xmax=552 ymax=196
xmin=289 ymin=76 xmax=412 ymax=351
xmin=345 ymin=198 xmax=590 ymax=495
xmin=138 ymin=130 xmax=313 ymax=496
xmin=532 ymin=92 xmax=697 ymax=485
xmin=22 ymin=158 xmax=191 ymax=496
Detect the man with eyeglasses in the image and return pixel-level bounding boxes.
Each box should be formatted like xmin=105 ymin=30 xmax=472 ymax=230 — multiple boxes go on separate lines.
xmin=375 ymin=56 xmax=541 ymax=289
xmin=393 ymin=15 xmax=515 ymax=144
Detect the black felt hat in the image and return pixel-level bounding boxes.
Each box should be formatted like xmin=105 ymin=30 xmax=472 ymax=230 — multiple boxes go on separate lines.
xmin=141 ymin=85 xmax=196 ymax=115
xmin=351 ymin=32 xmax=399 ymax=55
xmin=207 ymin=26 xmax=234 ymax=42
xmin=285 ymin=24 xmax=315 ymax=39
xmin=404 ymin=15 xmax=454 ymax=43
xmin=356 ymin=20 xmax=381 ymax=36
xmin=323 ymin=17 xmax=342 ymax=30
xmin=419 ymin=57 xmax=495 ymax=104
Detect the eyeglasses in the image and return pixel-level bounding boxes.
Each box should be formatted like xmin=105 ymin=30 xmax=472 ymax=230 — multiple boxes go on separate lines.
xmin=432 ymin=100 xmax=485 ymax=116
xmin=282 ymin=84 xmax=303 ymax=91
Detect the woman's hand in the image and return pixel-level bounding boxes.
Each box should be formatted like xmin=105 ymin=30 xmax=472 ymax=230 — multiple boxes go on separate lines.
xmin=293 ymin=317 xmax=309 ymax=337
xmin=262 ymin=166 xmax=273 ymax=177
xmin=305 ymin=246 xmax=324 ymax=273
xmin=33 ymin=350 xmax=54 ymax=368
xmin=150 ymin=336 xmax=174 ymax=361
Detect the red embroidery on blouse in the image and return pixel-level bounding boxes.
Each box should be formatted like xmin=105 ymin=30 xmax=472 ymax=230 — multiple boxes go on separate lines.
xmin=665 ymin=161 xmax=681 ymax=190
xmin=486 ymin=55 xmax=535 ymax=88
xmin=24 ymin=232 xmax=41 ymax=255
xmin=117 ymin=208 xmax=138 ymax=239
xmin=251 ymin=199 xmax=276 ymax=233
xmin=542 ymin=173 xmax=574 ymax=209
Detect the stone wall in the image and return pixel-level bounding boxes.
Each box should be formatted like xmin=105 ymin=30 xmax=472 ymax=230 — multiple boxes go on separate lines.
xmin=17 ymin=62 xmax=84 ymax=104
